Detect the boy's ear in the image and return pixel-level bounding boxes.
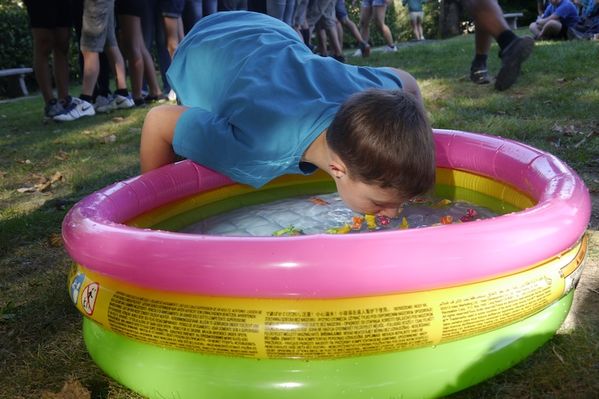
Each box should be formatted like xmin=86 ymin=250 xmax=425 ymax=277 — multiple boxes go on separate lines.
xmin=329 ymin=159 xmax=347 ymax=179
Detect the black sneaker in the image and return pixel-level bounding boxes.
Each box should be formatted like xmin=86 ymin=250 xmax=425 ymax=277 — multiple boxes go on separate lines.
xmin=495 ymin=36 xmax=534 ymax=91
xmin=332 ymin=54 xmax=346 ymax=63
xmin=359 ymin=41 xmax=371 ymax=57
xmin=470 ymin=68 xmax=491 ymax=85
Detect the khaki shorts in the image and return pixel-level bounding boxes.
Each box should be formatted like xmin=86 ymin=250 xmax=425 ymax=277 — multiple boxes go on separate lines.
xmin=306 ymin=0 xmax=337 ymax=29
xmin=409 ymin=11 xmax=424 ymax=23
xmin=80 ymin=0 xmax=117 ymax=52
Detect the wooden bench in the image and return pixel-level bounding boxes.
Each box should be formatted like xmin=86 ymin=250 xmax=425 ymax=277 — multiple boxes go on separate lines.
xmin=504 ymin=12 xmax=524 ymax=30
xmin=0 ymin=67 xmax=33 ymax=96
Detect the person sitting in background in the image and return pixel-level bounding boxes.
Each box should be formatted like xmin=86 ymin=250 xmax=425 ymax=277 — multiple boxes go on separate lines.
xmin=23 ymin=0 xmax=74 ymax=120
xmin=530 ymin=0 xmax=580 ymax=40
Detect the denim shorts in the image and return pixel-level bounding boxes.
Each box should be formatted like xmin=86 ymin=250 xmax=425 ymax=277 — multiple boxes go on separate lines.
xmin=361 ymin=0 xmax=388 ymax=7
xmin=335 ymin=0 xmax=348 ymax=20
xmin=80 ymin=0 xmax=117 ymax=52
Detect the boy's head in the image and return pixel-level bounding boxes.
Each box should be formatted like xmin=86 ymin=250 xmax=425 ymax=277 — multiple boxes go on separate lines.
xmin=326 ymin=89 xmax=435 ymax=216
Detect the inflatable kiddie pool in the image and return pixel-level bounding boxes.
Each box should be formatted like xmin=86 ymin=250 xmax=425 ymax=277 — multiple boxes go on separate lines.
xmin=64 ymin=129 xmax=590 ymax=399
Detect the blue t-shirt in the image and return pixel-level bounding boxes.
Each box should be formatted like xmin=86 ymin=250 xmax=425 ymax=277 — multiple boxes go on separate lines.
xmin=168 ymin=11 xmax=403 ymax=188
xmin=542 ymin=0 xmax=580 ymax=27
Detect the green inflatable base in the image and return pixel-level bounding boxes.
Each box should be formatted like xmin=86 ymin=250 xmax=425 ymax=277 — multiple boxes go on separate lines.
xmin=84 ymin=292 xmax=573 ymax=399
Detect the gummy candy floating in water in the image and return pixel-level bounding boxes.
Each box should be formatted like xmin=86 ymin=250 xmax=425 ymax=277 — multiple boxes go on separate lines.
xmin=434 ymin=199 xmax=452 ymax=208
xmin=310 ymin=197 xmax=329 ymax=205
xmin=272 ymin=225 xmax=304 ymax=236
xmin=377 ymin=215 xmax=391 ymax=226
xmin=365 ymin=214 xmax=377 ymax=230
xmin=400 ymin=217 xmax=409 ymax=229
xmin=326 ymin=224 xmax=352 ymax=234
xmin=441 ymin=215 xmax=453 ymax=225
xmin=351 ymin=216 xmax=364 ymax=230
xmin=460 ymin=208 xmax=478 ymax=223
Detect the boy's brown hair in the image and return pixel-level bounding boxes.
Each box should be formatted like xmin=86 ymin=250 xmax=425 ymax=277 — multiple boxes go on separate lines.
xmin=326 ymin=89 xmax=435 ymax=199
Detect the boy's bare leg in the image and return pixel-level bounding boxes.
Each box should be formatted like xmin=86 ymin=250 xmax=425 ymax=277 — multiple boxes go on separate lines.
xmin=140 ymin=105 xmax=188 ymax=173
xmin=388 ymin=68 xmax=423 ymax=105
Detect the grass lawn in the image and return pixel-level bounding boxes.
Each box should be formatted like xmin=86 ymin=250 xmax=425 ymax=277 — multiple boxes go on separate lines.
xmin=1 ymin=31 xmax=598 ymax=398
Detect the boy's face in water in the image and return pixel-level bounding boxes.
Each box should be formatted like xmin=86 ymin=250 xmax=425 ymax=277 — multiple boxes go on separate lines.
xmin=334 ymin=176 xmax=404 ymax=218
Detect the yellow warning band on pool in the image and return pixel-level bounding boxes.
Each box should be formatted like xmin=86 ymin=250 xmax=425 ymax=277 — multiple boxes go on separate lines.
xmin=69 ymin=236 xmax=586 ymax=360
xmin=128 ymin=168 xmax=536 ymax=229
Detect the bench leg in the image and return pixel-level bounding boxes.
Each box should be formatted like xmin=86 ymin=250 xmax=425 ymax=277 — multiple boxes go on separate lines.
xmin=18 ymin=74 xmax=29 ymax=96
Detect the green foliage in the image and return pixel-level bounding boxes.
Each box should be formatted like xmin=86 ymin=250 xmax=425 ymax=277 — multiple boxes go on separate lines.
xmin=0 ymin=3 xmax=32 ymax=70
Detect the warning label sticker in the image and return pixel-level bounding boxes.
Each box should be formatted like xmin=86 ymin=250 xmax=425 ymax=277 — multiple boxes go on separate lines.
xmin=71 ymin=237 xmax=586 ymax=360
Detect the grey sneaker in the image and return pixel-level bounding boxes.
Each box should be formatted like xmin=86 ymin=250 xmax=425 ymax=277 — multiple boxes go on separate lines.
xmin=44 ymin=99 xmax=64 ymax=119
xmin=495 ymin=36 xmax=534 ymax=91
xmin=114 ymin=94 xmax=135 ymax=109
xmin=53 ymin=97 xmax=95 ymax=122
xmin=94 ymin=95 xmax=115 ymax=113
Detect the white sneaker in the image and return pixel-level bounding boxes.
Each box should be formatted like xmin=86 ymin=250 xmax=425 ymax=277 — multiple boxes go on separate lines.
xmin=113 ymin=94 xmax=135 ymax=109
xmin=167 ymin=90 xmax=177 ymax=102
xmin=352 ymin=48 xmax=362 ymax=57
xmin=383 ymin=45 xmax=398 ymax=53
xmin=94 ymin=95 xmax=115 ymax=113
xmin=53 ymin=98 xmax=95 ymax=122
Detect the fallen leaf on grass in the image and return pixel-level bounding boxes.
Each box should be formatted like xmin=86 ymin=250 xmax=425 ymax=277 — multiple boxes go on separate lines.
xmin=50 ymin=171 xmax=63 ymax=183
xmin=48 ymin=232 xmax=63 ymax=247
xmin=16 ymin=186 xmax=36 ymax=193
xmin=41 ymin=379 xmax=91 ymax=399
xmin=112 ymin=116 xmax=125 ymax=123
xmin=556 ymin=78 xmax=567 ymax=83
xmin=551 ymin=123 xmax=579 ymax=137
xmin=16 ymin=159 xmax=32 ymax=165
xmin=54 ymin=151 xmax=69 ymax=161
xmin=102 ymin=134 xmax=117 ymax=143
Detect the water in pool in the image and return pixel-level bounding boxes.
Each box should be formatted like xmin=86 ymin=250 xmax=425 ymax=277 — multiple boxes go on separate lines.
xmin=181 ymin=193 xmax=499 ymax=237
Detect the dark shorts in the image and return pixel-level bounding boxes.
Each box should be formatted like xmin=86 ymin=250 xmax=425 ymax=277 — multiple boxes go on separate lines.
xmin=115 ymin=0 xmax=145 ymax=17
xmin=160 ymin=0 xmax=185 ymax=17
xmin=24 ymin=0 xmax=73 ymax=29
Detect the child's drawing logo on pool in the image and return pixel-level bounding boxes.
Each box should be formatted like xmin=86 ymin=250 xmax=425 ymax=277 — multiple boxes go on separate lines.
xmin=69 ymin=272 xmax=85 ymax=304
xmin=81 ymin=282 xmax=99 ymax=316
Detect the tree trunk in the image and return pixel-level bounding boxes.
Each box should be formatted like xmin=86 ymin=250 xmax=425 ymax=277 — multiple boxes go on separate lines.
xmin=439 ymin=0 xmax=462 ymax=38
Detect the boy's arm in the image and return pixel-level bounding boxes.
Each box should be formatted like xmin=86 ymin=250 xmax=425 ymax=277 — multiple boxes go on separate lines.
xmin=140 ymin=104 xmax=189 ymax=173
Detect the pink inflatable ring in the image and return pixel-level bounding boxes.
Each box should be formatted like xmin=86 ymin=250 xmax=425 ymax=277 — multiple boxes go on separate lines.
xmin=62 ymin=129 xmax=591 ymax=298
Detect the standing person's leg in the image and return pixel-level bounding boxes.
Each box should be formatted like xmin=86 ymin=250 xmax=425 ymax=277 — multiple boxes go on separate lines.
xmin=372 ymin=1 xmax=395 ymax=50
xmin=283 ymin=0 xmax=296 ymax=25
xmin=203 ymin=0 xmax=218 ymax=15
xmin=117 ymin=13 xmax=144 ymax=102
xmin=321 ymin=0 xmax=344 ymax=60
xmin=358 ymin=1 xmax=373 ymax=45
xmin=416 ymin=13 xmax=424 ymax=39
xmin=52 ymin=27 xmax=71 ymax=101
xmin=182 ymin=0 xmax=202 ymax=33
xmin=267 ymin=0 xmax=287 ymax=20
xmin=336 ymin=0 xmax=369 ymax=57
xmin=24 ymin=0 xmax=73 ymax=118
xmin=30 ymin=29 xmax=56 ymax=104
xmin=464 ymin=0 xmax=534 ymax=91
xmin=55 ymin=0 xmax=107 ymax=121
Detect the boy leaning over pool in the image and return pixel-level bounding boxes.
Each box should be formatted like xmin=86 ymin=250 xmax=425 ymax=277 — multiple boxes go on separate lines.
xmin=140 ymin=11 xmax=435 ymax=218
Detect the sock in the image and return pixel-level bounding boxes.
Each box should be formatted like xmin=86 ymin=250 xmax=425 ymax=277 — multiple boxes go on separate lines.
xmin=301 ymin=29 xmax=310 ymax=45
xmin=80 ymin=94 xmax=93 ymax=103
xmin=497 ymin=30 xmax=517 ymax=51
xmin=115 ymin=89 xmax=129 ymax=97
xmin=471 ymin=54 xmax=488 ymax=70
